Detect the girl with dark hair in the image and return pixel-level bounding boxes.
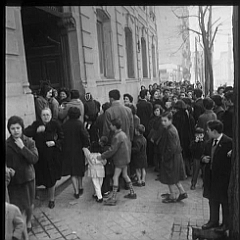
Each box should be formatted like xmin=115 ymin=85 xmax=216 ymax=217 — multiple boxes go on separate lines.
xmin=6 ymin=115 xmax=38 ymax=231
xmin=123 ymin=93 xmax=133 ymax=106
xmin=159 ymin=111 xmax=187 ymax=203
xmin=150 ymin=89 xmax=164 ymax=110
xmin=58 ymin=88 xmax=70 ymax=105
xmin=61 ymin=107 xmax=90 ymax=198
xmin=35 ymin=84 xmax=59 ymax=121
xmin=24 ymin=108 xmax=63 ymax=209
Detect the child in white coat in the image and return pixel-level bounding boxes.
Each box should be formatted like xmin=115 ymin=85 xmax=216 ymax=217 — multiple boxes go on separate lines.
xmin=83 ymin=148 xmax=107 ymax=203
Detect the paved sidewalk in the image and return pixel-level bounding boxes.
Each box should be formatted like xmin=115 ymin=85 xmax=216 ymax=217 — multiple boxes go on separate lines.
xmin=29 ymin=168 xmax=209 ymax=240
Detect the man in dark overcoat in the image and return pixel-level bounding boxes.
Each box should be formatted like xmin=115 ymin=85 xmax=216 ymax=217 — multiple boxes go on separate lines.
xmin=201 ymin=120 xmax=232 ymax=232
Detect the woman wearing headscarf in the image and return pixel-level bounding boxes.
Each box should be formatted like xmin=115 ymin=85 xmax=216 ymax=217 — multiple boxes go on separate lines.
xmin=6 ymin=115 xmax=38 ymax=231
xmin=24 ymin=108 xmax=63 ymax=209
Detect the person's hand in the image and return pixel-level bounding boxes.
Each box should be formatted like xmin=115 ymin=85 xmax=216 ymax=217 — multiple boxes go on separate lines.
xmin=202 ymin=156 xmax=211 ymax=163
xmin=46 ymin=141 xmax=55 ymax=147
xmin=15 ymin=138 xmax=25 ymax=149
xmin=227 ymin=150 xmax=232 ymax=157
xmin=8 ymin=168 xmax=15 ymax=177
xmin=37 ymin=125 xmax=45 ymax=133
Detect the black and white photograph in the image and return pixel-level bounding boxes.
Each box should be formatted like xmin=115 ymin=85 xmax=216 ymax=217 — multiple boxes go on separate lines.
xmin=5 ymin=5 xmax=239 ymax=240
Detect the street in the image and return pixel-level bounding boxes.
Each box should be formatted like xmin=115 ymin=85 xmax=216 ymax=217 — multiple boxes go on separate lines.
xmin=29 ymin=168 xmax=210 ymax=240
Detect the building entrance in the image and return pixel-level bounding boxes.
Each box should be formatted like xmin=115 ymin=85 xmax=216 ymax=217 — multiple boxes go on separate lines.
xmin=21 ymin=7 xmax=66 ymax=93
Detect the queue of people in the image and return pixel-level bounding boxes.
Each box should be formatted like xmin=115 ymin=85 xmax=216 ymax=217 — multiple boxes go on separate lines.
xmin=6 ymin=81 xmax=234 ymax=239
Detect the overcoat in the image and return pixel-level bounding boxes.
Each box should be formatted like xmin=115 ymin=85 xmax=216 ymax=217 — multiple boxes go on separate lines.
xmin=202 ymin=134 xmax=232 ymax=202
xmin=6 ymin=135 xmax=38 ymax=212
xmin=24 ymin=119 xmax=63 ymax=188
xmin=61 ymin=119 xmax=90 ymax=177
xmin=159 ymin=124 xmax=186 ymax=185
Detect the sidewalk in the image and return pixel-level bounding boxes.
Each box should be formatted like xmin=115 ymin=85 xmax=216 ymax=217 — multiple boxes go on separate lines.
xmin=29 ymin=168 xmax=209 ymax=240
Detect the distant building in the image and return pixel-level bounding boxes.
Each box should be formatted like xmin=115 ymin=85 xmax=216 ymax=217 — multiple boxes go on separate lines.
xmin=155 ymin=6 xmax=191 ymax=82
xmin=6 ymin=6 xmax=159 ymax=133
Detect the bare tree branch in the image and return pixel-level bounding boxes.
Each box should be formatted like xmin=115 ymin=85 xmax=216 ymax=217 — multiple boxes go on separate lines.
xmin=170 ymin=37 xmax=188 ymax=56
xmin=210 ymin=24 xmax=221 ymax=48
xmin=187 ymin=27 xmax=202 ymax=35
xmin=211 ymin=17 xmax=221 ymax=27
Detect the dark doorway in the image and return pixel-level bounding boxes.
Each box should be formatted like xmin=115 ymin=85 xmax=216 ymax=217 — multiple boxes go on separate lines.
xmin=21 ymin=7 xmax=66 ymax=93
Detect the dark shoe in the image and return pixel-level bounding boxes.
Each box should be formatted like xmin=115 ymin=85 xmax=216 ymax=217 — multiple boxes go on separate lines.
xmin=117 ymin=187 xmax=120 ymax=192
xmin=190 ymin=185 xmax=196 ymax=190
xmin=202 ymin=221 xmax=219 ymax=230
xmin=214 ymin=224 xmax=228 ymax=233
xmin=102 ymin=191 xmax=111 ymax=198
xmin=96 ymin=198 xmax=103 ymax=203
xmin=79 ymin=188 xmax=84 ymax=196
xmin=161 ymin=193 xmax=170 ymax=198
xmin=177 ymin=193 xmax=188 ymax=202
xmin=142 ymin=182 xmax=145 ymax=186
xmin=74 ymin=193 xmax=80 ymax=199
xmin=162 ymin=198 xmax=176 ymax=203
xmin=48 ymin=201 xmax=55 ymax=209
xmin=124 ymin=193 xmax=137 ymax=199
xmin=104 ymin=197 xmax=117 ymax=206
xmin=92 ymin=194 xmax=98 ymax=199
xmin=133 ymin=182 xmax=142 ymax=187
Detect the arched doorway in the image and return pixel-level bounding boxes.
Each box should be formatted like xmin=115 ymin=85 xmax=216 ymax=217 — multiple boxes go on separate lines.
xmin=21 ymin=7 xmax=69 ymax=93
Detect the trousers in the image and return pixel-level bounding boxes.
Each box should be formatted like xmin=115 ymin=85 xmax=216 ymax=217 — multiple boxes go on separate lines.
xmin=191 ymin=158 xmax=202 ymax=186
xmin=92 ymin=177 xmax=103 ymax=199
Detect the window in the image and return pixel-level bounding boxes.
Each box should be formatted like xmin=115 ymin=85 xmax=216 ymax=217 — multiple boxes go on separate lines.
xmin=141 ymin=37 xmax=148 ymax=78
xmin=125 ymin=27 xmax=134 ymax=78
xmin=152 ymin=44 xmax=156 ymax=77
xmin=96 ymin=9 xmax=114 ymax=78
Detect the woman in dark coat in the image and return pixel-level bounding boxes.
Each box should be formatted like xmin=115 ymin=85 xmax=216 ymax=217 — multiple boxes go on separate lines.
xmin=62 ymin=107 xmax=90 ymax=199
xmin=172 ymin=100 xmax=195 ymax=176
xmin=159 ymin=111 xmax=187 ymax=203
xmin=6 ymin=116 xmax=38 ymax=230
xmin=24 ymin=108 xmax=63 ymax=209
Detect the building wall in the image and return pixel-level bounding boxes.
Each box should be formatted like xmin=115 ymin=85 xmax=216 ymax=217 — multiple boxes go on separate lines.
xmin=5 ymin=7 xmax=36 ymax=137
xmin=77 ymin=6 xmax=159 ymax=104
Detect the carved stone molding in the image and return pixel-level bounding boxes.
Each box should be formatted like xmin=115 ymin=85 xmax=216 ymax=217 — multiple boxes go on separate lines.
xmin=58 ymin=16 xmax=76 ymax=30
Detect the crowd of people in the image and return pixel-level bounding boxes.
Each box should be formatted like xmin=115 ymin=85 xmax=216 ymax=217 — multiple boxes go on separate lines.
xmin=6 ymin=81 xmax=234 ymax=239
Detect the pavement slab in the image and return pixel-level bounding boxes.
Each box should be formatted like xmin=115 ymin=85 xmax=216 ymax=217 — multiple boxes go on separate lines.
xmin=29 ymin=168 xmax=210 ymax=240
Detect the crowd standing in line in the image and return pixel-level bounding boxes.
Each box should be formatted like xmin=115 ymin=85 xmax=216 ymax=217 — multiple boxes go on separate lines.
xmin=6 ymin=80 xmax=234 ymax=239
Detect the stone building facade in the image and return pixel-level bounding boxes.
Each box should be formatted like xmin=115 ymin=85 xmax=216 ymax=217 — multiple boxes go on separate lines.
xmin=5 ymin=6 xmax=159 ymax=133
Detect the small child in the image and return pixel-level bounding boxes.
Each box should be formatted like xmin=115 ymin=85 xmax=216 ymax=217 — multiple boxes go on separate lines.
xmin=97 ymin=118 xmax=137 ymax=206
xmin=132 ymin=124 xmax=147 ymax=187
xmin=99 ymin=136 xmax=114 ymax=198
xmin=82 ymin=148 xmax=107 ymax=203
xmin=190 ymin=127 xmax=205 ymax=190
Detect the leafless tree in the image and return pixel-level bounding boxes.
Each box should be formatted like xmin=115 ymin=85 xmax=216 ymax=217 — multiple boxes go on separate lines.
xmin=172 ymin=6 xmax=222 ymax=95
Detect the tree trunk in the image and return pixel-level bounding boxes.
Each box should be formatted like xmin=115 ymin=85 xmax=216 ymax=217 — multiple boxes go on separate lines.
xmin=228 ymin=6 xmax=239 ymax=240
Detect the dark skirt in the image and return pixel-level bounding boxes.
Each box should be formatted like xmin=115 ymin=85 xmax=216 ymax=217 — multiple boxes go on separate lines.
xmin=8 ymin=180 xmax=35 ymax=213
xmin=132 ymin=155 xmax=148 ymax=169
xmin=62 ymin=155 xmax=85 ymax=177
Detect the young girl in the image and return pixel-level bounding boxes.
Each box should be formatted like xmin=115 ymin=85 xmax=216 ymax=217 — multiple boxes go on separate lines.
xmin=159 ymin=111 xmax=188 ymax=203
xmin=132 ymin=124 xmax=147 ymax=187
xmin=82 ymin=148 xmax=107 ymax=203
xmin=97 ymin=118 xmax=137 ymax=206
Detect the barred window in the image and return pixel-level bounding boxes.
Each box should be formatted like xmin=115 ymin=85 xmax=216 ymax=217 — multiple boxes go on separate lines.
xmin=141 ymin=37 xmax=148 ymax=78
xmin=125 ymin=27 xmax=135 ymax=78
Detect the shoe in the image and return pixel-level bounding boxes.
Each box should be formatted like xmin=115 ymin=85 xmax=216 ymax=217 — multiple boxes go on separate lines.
xmin=79 ymin=188 xmax=84 ymax=196
xmin=202 ymin=221 xmax=219 ymax=230
xmin=96 ymin=198 xmax=103 ymax=203
xmin=102 ymin=191 xmax=111 ymax=198
xmin=214 ymin=224 xmax=228 ymax=233
xmin=162 ymin=198 xmax=177 ymax=203
xmin=104 ymin=198 xmax=117 ymax=206
xmin=48 ymin=201 xmax=55 ymax=209
xmin=161 ymin=193 xmax=170 ymax=198
xmin=74 ymin=193 xmax=80 ymax=199
xmin=142 ymin=182 xmax=145 ymax=186
xmin=177 ymin=193 xmax=188 ymax=202
xmin=92 ymin=194 xmax=97 ymax=199
xmin=117 ymin=188 xmax=120 ymax=192
xmin=124 ymin=193 xmax=137 ymax=199
xmin=133 ymin=182 xmax=142 ymax=187
xmin=190 ymin=185 xmax=196 ymax=190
